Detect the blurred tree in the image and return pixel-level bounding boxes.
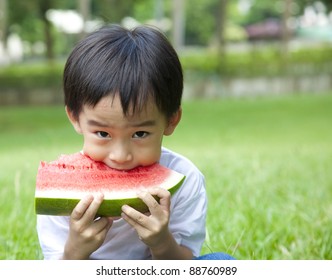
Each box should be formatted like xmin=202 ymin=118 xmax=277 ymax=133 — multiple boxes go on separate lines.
xmin=0 ymin=0 xmax=7 ymax=45
xmin=6 ymin=0 xmax=331 ymax=63
xmin=154 ymin=0 xmax=164 ymax=22
xmin=185 ymin=0 xmax=216 ymax=45
xmin=239 ymin=0 xmax=280 ymax=25
xmin=172 ymin=0 xmax=185 ymax=50
xmin=78 ymin=0 xmax=91 ymax=38
xmin=216 ymin=0 xmax=228 ymax=52
xmin=38 ymin=0 xmax=55 ymax=61
xmin=184 ymin=0 xmax=243 ymax=46
xmin=281 ymin=0 xmax=292 ymax=56
xmin=297 ymin=0 xmax=332 ymax=13
xmin=7 ymin=0 xmax=75 ymax=60
xmin=92 ymin=0 xmax=138 ymax=23
xmin=7 ymin=0 xmax=40 ymax=41
xmin=240 ymin=0 xmax=332 ymax=26
xmin=320 ymin=0 xmax=331 ymax=11
xmin=216 ymin=0 xmax=228 ymax=74
xmin=240 ymin=0 xmax=332 ymax=55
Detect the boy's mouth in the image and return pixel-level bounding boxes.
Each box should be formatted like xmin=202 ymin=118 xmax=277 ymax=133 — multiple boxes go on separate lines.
xmin=104 ymin=162 xmax=142 ymax=172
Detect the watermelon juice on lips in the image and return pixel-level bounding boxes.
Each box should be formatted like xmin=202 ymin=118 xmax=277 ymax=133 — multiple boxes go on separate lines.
xmin=35 ymin=153 xmax=185 ymax=217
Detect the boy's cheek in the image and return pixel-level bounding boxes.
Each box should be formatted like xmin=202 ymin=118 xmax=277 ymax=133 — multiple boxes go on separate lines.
xmin=82 ymin=145 xmax=104 ymax=162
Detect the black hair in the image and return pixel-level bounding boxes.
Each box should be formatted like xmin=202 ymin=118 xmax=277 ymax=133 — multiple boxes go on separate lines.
xmin=63 ymin=25 xmax=183 ymax=120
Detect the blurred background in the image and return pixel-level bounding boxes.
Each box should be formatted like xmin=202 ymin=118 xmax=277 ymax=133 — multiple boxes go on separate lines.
xmin=0 ymin=0 xmax=332 ymax=102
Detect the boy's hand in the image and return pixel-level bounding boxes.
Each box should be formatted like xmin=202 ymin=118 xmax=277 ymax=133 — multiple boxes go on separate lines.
xmin=121 ymin=188 xmax=171 ymax=249
xmin=63 ymin=194 xmax=112 ymax=259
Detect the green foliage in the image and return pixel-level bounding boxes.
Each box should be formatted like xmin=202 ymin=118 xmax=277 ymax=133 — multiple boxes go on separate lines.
xmin=239 ymin=0 xmax=332 ymax=26
xmin=1 ymin=45 xmax=331 ymax=93
xmin=0 ymin=63 xmax=63 ymax=89
xmin=184 ymin=0 xmax=217 ymax=45
xmin=93 ymin=0 xmax=138 ymax=23
xmin=132 ymin=0 xmax=155 ymax=22
xmin=239 ymin=1 xmax=281 ymax=25
xmin=180 ymin=45 xmax=332 ymax=77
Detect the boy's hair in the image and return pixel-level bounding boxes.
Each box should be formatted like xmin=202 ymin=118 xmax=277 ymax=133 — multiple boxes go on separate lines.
xmin=63 ymin=25 xmax=183 ymax=120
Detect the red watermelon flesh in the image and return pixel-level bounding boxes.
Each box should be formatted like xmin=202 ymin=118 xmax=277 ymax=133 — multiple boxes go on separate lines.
xmin=35 ymin=153 xmax=185 ymax=216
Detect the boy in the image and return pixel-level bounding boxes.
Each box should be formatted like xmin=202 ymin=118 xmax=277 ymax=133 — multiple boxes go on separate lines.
xmin=37 ymin=25 xmax=213 ymax=260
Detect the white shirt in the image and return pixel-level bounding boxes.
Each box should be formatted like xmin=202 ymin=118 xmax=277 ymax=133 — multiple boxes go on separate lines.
xmin=37 ymin=147 xmax=207 ymax=259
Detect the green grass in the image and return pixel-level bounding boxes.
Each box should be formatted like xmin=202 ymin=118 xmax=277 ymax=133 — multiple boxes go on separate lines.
xmin=1 ymin=93 xmax=332 ymax=259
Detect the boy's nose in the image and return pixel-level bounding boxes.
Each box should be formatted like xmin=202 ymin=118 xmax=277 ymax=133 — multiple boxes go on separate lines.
xmin=108 ymin=143 xmax=133 ymax=164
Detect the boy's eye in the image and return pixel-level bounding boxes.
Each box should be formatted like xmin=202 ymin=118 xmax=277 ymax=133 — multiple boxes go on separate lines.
xmin=133 ymin=131 xmax=149 ymax=138
xmin=96 ymin=131 xmax=110 ymax=138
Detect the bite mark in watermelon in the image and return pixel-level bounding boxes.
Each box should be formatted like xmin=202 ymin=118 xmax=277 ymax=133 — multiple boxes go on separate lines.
xmin=35 ymin=153 xmax=185 ymax=217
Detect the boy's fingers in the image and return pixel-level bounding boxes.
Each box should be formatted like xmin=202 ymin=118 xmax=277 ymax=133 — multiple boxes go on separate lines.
xmin=83 ymin=193 xmax=104 ymax=221
xmin=145 ymin=188 xmax=171 ymax=212
xmin=71 ymin=193 xmax=104 ymax=222
xmin=71 ymin=194 xmax=94 ymax=221
xmin=137 ymin=191 xmax=160 ymax=214
xmin=121 ymin=205 xmax=147 ymax=227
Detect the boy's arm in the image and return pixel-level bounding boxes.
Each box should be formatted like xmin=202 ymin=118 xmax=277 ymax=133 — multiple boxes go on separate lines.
xmin=149 ymin=231 xmax=193 ymax=260
xmin=121 ymin=188 xmax=194 ymax=260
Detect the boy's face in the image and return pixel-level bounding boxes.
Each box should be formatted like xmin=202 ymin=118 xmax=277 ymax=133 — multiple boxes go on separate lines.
xmin=66 ymin=95 xmax=181 ymax=171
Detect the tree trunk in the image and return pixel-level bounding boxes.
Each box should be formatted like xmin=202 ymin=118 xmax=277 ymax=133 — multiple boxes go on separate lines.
xmin=216 ymin=0 xmax=228 ymax=75
xmin=172 ymin=0 xmax=185 ymax=51
xmin=0 ymin=0 xmax=7 ymax=44
xmin=154 ymin=0 xmax=164 ymax=22
xmin=39 ymin=0 xmax=54 ymax=62
xmin=78 ymin=0 xmax=91 ymax=39
xmin=281 ymin=0 xmax=292 ymax=57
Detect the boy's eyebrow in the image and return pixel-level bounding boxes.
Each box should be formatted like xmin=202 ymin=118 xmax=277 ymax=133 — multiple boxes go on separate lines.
xmin=87 ymin=120 xmax=109 ymax=127
xmin=87 ymin=119 xmax=157 ymax=128
xmin=131 ymin=120 xmax=157 ymax=127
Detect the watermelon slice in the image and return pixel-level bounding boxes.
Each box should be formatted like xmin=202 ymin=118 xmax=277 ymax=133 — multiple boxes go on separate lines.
xmin=35 ymin=153 xmax=185 ymax=217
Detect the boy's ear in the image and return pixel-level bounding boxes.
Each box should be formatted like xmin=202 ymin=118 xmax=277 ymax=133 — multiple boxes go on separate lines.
xmin=65 ymin=106 xmax=82 ymax=134
xmin=164 ymin=108 xmax=182 ymax=136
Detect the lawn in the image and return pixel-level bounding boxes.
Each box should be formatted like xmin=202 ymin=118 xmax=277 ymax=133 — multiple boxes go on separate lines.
xmin=1 ymin=93 xmax=331 ymax=259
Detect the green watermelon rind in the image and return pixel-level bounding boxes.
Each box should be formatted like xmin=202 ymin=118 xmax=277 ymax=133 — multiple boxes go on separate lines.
xmin=35 ymin=175 xmax=185 ymax=217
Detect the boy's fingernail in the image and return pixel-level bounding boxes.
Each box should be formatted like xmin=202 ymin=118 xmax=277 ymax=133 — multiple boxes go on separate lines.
xmin=95 ymin=193 xmax=104 ymax=201
xmin=137 ymin=190 xmax=148 ymax=196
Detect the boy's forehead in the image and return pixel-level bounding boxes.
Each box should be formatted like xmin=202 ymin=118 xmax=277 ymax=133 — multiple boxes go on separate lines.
xmin=85 ymin=94 xmax=162 ymax=121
